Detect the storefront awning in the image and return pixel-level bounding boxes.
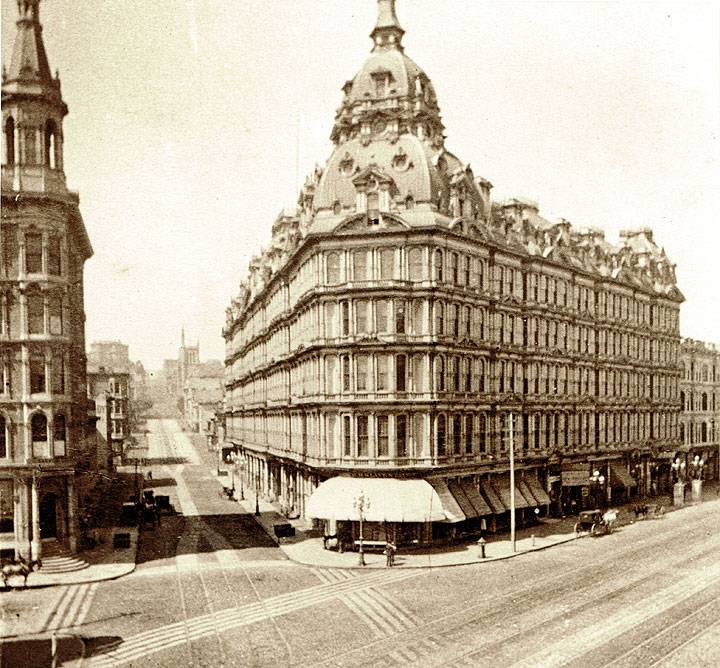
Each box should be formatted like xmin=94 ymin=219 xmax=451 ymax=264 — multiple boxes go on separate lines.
xmin=460 ymin=479 xmax=493 ymax=516
xmin=610 ymin=465 xmax=636 ymax=488
xmin=448 ymin=480 xmax=477 ymax=518
xmin=524 ymin=474 xmax=551 ymax=506
xmin=479 ymin=480 xmax=506 ymax=514
xmin=428 ymin=479 xmax=466 ymax=523
xmin=307 ymin=477 xmax=447 ymax=523
xmin=491 ymin=476 xmax=531 ymax=510
xmin=518 ymin=479 xmax=540 ymax=508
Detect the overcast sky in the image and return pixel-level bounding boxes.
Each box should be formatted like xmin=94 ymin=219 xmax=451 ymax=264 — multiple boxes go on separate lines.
xmin=2 ymin=0 xmax=719 ymax=369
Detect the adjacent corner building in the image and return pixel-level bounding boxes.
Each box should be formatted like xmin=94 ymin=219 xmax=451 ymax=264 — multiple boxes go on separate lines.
xmin=1 ymin=0 xmax=95 ymax=559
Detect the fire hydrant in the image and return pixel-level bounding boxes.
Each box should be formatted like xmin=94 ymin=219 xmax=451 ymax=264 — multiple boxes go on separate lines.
xmin=478 ymin=536 xmax=487 ymax=559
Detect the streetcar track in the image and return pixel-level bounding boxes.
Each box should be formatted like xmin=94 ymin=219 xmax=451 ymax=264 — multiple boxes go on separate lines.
xmin=318 ymin=512 xmax=720 ymax=667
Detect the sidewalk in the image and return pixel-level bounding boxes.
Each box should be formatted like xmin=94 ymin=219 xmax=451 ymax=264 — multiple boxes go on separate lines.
xmin=231 ymin=480 xmax=720 ymax=570
xmin=7 ymin=527 xmax=139 ymax=589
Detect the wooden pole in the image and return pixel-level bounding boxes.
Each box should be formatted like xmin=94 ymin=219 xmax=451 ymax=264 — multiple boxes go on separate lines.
xmin=510 ymin=413 xmax=516 ymax=553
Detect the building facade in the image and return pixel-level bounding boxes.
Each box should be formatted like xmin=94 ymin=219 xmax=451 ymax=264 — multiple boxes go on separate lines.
xmin=221 ymin=1 xmax=684 ymax=544
xmin=1 ymin=0 xmax=94 ymax=558
xmin=183 ymin=360 xmax=223 ymax=434
xmin=679 ymin=339 xmax=719 ymax=482
xmin=87 ymin=340 xmax=130 ymax=373
xmin=87 ymin=368 xmax=130 ymax=461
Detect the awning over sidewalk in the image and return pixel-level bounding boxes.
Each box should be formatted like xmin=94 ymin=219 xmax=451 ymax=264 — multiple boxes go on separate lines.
xmin=460 ymin=479 xmax=493 ymax=516
xmin=491 ymin=476 xmax=531 ymax=509
xmin=524 ymin=475 xmax=551 ymax=506
xmin=479 ymin=480 xmax=506 ymax=514
xmin=307 ymin=477 xmax=447 ymax=523
xmin=610 ymin=465 xmax=636 ymax=488
xmin=448 ymin=480 xmax=476 ymax=519
xmin=428 ymin=479 xmax=466 ymax=523
xmin=518 ymin=479 xmax=540 ymax=508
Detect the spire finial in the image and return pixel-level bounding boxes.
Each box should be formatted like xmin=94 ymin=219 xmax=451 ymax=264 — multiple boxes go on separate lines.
xmin=370 ymin=0 xmax=404 ymax=51
xmin=181 ymin=326 xmax=185 ymax=347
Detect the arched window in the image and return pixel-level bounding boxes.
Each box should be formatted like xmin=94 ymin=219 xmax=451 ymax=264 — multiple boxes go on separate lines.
xmin=332 ymin=200 xmax=341 ymax=215
xmin=436 ymin=414 xmax=446 ymax=457
xmin=54 ymin=414 xmax=66 ymax=456
xmin=3 ymin=117 xmax=15 ymax=165
xmin=352 ymin=250 xmax=367 ymax=281
xmin=0 ymin=415 xmax=7 ymax=458
xmin=45 ymin=120 xmax=59 ymax=169
xmin=326 ymin=252 xmax=340 ymax=284
xmin=702 ymin=392 xmax=708 ymax=411
xmin=680 ymin=391 xmax=685 ymax=410
xmin=701 ymin=422 xmax=708 ymax=442
xmin=450 ymin=252 xmax=459 ymax=284
xmin=478 ymin=414 xmax=487 ymax=453
xmin=31 ymin=412 xmax=48 ymax=458
xmin=405 ymin=195 xmax=414 ymax=210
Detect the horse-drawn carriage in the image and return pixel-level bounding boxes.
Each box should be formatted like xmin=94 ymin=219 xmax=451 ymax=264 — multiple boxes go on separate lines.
xmin=574 ymin=509 xmax=617 ymax=536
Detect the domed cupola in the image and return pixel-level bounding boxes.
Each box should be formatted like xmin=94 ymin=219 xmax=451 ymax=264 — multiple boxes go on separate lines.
xmin=330 ymin=0 xmax=444 ymax=148
xmin=312 ymin=1 xmax=492 ymax=226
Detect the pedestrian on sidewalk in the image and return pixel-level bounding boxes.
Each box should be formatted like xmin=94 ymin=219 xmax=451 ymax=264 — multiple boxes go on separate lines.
xmin=384 ymin=542 xmax=393 ymax=568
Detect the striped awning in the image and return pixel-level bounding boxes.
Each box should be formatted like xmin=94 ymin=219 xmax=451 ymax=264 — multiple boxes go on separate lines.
xmin=428 ymin=478 xmax=466 ymax=523
xmin=525 ymin=475 xmax=551 ymax=506
xmin=479 ymin=480 xmax=506 ymax=513
xmin=460 ymin=479 xmax=493 ymax=516
xmin=610 ymin=465 xmax=637 ymax=488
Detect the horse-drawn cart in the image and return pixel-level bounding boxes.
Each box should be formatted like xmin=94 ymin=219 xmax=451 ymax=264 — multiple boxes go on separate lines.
xmin=574 ymin=509 xmax=616 ymax=536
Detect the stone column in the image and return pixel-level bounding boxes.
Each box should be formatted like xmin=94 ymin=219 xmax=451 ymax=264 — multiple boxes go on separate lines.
xmin=14 ymin=478 xmax=27 ymax=559
xmin=31 ymin=476 xmax=41 ymax=561
xmin=67 ymin=476 xmax=77 ymax=553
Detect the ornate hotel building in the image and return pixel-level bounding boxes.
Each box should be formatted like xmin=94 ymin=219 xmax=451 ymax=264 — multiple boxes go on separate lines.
xmin=679 ymin=339 xmax=719 ymax=482
xmin=222 ymin=1 xmax=684 ymax=543
xmin=1 ymin=0 xmax=94 ymax=558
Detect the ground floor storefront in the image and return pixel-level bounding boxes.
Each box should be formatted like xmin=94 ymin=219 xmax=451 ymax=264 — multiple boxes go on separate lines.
xmin=0 ymin=470 xmax=78 ymax=561
xmin=221 ymin=443 xmax=712 ymax=548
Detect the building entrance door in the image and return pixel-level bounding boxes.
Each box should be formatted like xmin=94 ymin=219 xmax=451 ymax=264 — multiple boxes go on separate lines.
xmin=40 ymin=493 xmax=58 ymax=539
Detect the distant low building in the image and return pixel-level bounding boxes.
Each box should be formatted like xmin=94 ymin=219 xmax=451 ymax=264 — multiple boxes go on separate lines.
xmin=87 ymin=340 xmax=130 ymax=372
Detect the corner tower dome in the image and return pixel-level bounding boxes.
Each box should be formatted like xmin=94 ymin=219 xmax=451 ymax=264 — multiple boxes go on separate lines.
xmin=314 ymin=0 xmax=490 ymax=226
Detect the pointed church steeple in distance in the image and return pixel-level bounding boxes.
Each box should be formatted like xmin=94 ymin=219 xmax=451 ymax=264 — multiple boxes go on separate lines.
xmin=370 ymin=0 xmax=405 ymax=51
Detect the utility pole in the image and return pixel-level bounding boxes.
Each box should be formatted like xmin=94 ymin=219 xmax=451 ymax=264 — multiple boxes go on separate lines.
xmin=509 ymin=412 xmax=516 ymax=553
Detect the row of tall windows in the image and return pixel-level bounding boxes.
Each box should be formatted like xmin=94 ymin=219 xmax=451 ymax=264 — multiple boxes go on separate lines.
xmin=0 ymin=229 xmax=64 ymax=277
xmin=680 ymin=391 xmax=716 ymax=412
xmin=3 ymin=117 xmax=61 ymax=168
xmin=0 ymin=412 xmax=67 ymax=460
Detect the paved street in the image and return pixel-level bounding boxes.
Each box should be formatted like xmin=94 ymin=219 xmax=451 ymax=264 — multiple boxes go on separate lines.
xmin=2 ymin=419 xmax=719 ymax=667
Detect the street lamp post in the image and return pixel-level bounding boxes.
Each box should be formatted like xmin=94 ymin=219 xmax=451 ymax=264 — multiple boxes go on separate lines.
xmin=671 ymin=457 xmax=687 ymax=506
xmin=354 ymin=491 xmax=370 ymax=566
xmin=255 ymin=470 xmax=260 ymax=516
xmin=589 ymin=470 xmax=606 ymax=509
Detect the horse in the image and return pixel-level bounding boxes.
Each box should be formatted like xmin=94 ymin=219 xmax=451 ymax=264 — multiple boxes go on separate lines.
xmin=1 ymin=556 xmax=42 ymax=589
